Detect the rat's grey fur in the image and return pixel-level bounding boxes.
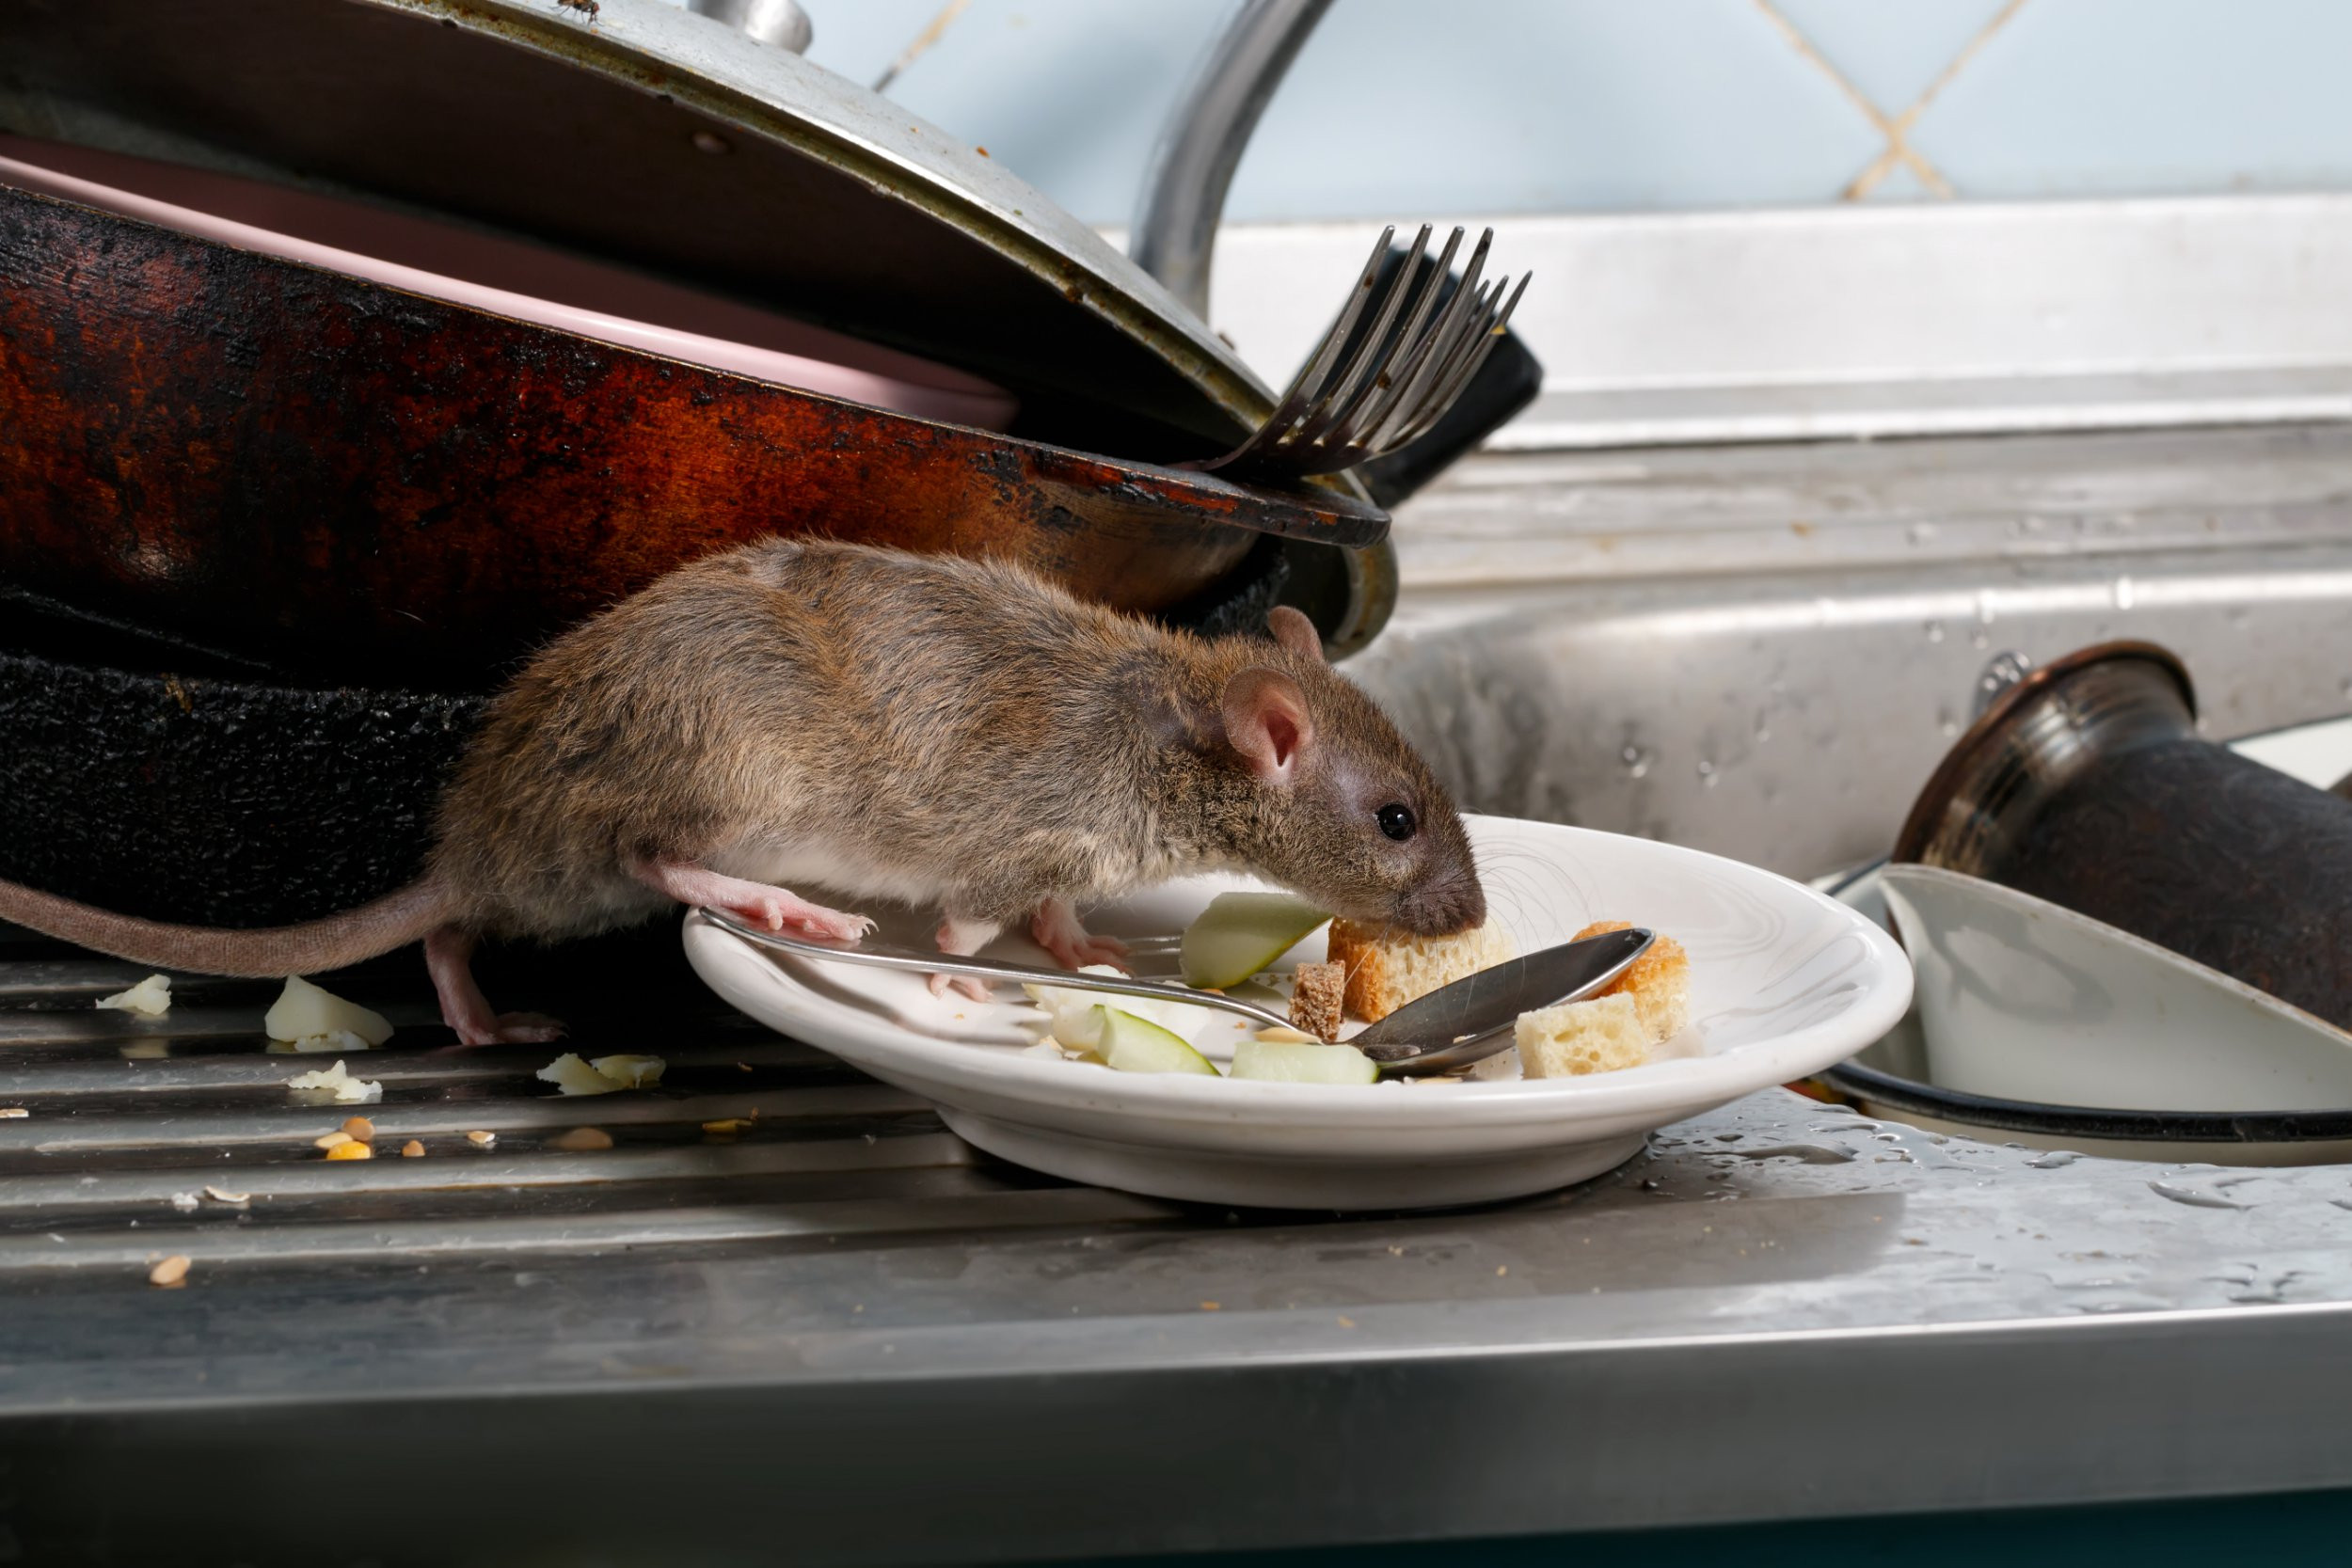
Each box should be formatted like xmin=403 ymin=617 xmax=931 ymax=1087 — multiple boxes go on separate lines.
xmin=0 ymin=540 xmax=1485 ymax=1037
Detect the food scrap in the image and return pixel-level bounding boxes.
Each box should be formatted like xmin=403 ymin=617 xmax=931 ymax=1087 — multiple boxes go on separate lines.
xmin=1286 ymin=959 xmax=1344 ymax=1040
xmin=536 ymin=1053 xmax=667 ymax=1095
xmin=401 ymin=1139 xmax=426 ymax=1158
xmin=284 ymin=1060 xmax=382 ymax=1104
xmin=202 ymin=1186 xmax=250 ymax=1206
xmin=341 ymin=1116 xmax=375 ymax=1144
xmin=96 ymin=974 xmax=172 ymax=1016
xmin=1513 ymin=921 xmax=1694 ymax=1079
xmin=1327 ymin=917 xmax=1517 ymax=1022
xmin=326 ymin=1141 xmax=373 ymax=1161
xmin=148 ymin=1255 xmax=191 ymax=1289
xmin=0 ymin=1107 xmax=25 ymax=1119
xmin=265 ymin=976 xmax=394 ymax=1049
xmin=551 ymin=1126 xmax=614 ymax=1152
xmin=466 ymin=1130 xmax=497 ymax=1148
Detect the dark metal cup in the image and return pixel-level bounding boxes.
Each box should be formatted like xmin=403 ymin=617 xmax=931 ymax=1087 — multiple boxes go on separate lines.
xmin=1893 ymin=641 xmax=2352 ymax=1033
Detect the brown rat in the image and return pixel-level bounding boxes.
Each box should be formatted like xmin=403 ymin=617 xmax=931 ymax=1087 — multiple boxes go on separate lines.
xmin=0 ymin=540 xmax=1486 ymax=1043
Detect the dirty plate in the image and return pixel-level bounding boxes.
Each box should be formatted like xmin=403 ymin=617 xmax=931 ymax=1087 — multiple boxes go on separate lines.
xmin=683 ymin=815 xmax=1912 ymax=1210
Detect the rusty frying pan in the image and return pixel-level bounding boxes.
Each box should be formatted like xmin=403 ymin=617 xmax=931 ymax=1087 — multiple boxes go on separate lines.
xmin=0 ymin=180 xmax=1384 ymax=689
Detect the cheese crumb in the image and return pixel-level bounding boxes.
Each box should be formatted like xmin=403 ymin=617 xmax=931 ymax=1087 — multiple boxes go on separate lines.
xmin=284 ymin=1060 xmax=383 ymax=1104
xmin=264 ymin=976 xmax=393 ymax=1047
xmin=97 ymin=974 xmax=172 ymax=1016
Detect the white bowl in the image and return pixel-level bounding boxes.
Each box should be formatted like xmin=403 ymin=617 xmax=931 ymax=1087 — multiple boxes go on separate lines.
xmin=1880 ymin=863 xmax=2352 ymax=1113
xmin=0 ymin=133 xmax=1015 ymax=432
xmin=683 ymin=815 xmax=1913 ymax=1211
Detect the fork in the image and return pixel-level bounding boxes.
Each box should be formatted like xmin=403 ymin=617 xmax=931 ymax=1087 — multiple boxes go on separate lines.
xmin=1199 ymin=224 xmax=1529 ymax=480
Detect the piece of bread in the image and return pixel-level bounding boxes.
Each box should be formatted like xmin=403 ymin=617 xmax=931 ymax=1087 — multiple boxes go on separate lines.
xmin=1287 ymin=960 xmax=1345 ymax=1041
xmin=1325 ymin=918 xmax=1518 ymax=1022
xmin=1573 ymin=919 xmax=1691 ymax=1042
xmin=1516 ymin=992 xmax=1652 ymax=1078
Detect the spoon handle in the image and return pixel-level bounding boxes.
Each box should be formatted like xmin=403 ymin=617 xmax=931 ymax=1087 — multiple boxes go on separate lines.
xmin=693 ymin=908 xmax=1298 ymax=1033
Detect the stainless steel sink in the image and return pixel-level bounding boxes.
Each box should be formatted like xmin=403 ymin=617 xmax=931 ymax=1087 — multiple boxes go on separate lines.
xmin=1348 ymin=422 xmax=2352 ymax=878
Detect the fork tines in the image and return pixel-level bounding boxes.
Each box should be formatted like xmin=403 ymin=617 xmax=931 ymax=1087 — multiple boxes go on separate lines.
xmin=1204 ymin=224 xmax=1528 ymax=479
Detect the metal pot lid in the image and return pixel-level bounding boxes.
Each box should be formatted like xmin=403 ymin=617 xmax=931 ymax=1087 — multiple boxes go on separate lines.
xmin=0 ymin=0 xmax=1284 ymax=460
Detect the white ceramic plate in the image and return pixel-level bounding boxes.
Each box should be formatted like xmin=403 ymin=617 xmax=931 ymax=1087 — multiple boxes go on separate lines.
xmin=1881 ymin=863 xmax=2352 ymax=1112
xmin=0 ymin=134 xmax=1016 ymax=432
xmin=683 ymin=815 xmax=1913 ymax=1210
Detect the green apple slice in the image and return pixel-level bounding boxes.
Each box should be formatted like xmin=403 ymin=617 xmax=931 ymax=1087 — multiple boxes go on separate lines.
xmin=1228 ymin=1037 xmax=1380 ymax=1085
xmin=1098 ymin=1007 xmax=1220 ymax=1076
xmin=1025 ymin=968 xmax=1225 ymax=1052
xmin=1179 ymin=892 xmax=1331 ymax=989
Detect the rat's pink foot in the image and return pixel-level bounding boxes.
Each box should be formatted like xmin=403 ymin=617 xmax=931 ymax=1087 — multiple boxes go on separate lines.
xmin=425 ymin=927 xmax=567 ymax=1048
xmin=630 ymin=857 xmax=872 ymax=941
xmin=930 ymin=914 xmax=1000 ymax=1003
xmin=1030 ymin=897 xmax=1133 ymax=973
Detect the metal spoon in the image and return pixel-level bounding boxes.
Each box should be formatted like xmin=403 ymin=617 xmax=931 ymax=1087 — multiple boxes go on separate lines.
xmin=697 ymin=909 xmax=1653 ymax=1078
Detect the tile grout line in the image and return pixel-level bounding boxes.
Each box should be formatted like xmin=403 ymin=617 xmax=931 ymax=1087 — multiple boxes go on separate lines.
xmin=1751 ymin=0 xmax=2033 ymax=203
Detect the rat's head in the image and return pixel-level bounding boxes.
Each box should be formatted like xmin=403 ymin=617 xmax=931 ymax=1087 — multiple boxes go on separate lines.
xmin=1192 ymin=608 xmax=1485 ymax=937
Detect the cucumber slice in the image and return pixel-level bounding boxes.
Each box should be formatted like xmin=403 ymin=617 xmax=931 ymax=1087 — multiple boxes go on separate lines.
xmin=1229 ymin=1037 xmax=1380 ymax=1085
xmin=1180 ymin=892 xmax=1331 ymax=989
xmin=1099 ymin=1007 xmax=1221 ymax=1076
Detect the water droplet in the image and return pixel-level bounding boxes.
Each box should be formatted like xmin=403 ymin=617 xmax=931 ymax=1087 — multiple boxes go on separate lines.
xmin=2113 ymin=576 xmax=2136 ymax=610
xmin=1936 ymin=706 xmax=1959 ymax=737
xmin=1971 ymin=630 xmax=1990 ymax=650
xmin=1620 ymin=745 xmax=1652 ymax=780
xmin=1696 ymin=759 xmax=1720 ymax=787
xmin=2149 ymin=1180 xmax=2249 ymax=1212
xmin=1923 ymin=620 xmax=1946 ymax=643
xmin=1907 ymin=522 xmax=1938 ymax=546
xmin=2026 ymin=1150 xmax=2082 ymax=1169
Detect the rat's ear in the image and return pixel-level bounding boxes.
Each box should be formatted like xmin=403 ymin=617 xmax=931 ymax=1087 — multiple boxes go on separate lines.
xmin=1222 ymin=667 xmax=1315 ymax=784
xmin=1265 ymin=605 xmax=1324 ymax=664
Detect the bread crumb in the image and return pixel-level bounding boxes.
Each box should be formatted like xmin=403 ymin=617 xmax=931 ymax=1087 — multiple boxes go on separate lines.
xmin=0 ymin=1107 xmax=25 ymax=1118
xmin=203 ymin=1186 xmax=249 ymax=1206
xmin=552 ymin=1127 xmax=614 ymax=1151
xmin=149 ymin=1255 xmax=191 ymax=1288
xmin=1327 ymin=919 xmax=1517 ymax=1022
xmin=466 ymin=1130 xmax=497 ymax=1148
xmin=1516 ymin=993 xmax=1652 ymax=1078
xmin=1287 ymin=960 xmax=1345 ymax=1040
xmin=341 ymin=1116 xmax=375 ymax=1144
xmin=312 ymin=1131 xmax=354 ymax=1150
xmin=1572 ymin=920 xmax=1692 ymax=1041
xmin=1200 ymin=1301 xmax=1220 ymax=1311
xmin=401 ymin=1139 xmax=426 ymax=1158
xmin=326 ymin=1141 xmax=373 ymax=1161
xmin=703 ymin=1117 xmax=754 ymax=1135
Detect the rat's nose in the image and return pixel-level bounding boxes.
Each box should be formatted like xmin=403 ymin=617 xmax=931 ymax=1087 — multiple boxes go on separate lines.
xmin=1399 ymin=876 xmax=1486 ymax=938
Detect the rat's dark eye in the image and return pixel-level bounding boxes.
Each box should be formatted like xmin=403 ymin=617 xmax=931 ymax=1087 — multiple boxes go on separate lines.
xmin=1376 ymin=803 xmax=1417 ymax=842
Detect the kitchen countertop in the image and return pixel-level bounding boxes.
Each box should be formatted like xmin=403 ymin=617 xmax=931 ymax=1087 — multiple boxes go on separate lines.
xmin=9 ymin=942 xmax=2352 ymax=1567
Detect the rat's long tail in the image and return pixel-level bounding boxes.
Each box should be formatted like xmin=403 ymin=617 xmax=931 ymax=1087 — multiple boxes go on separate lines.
xmin=0 ymin=875 xmax=453 ymax=976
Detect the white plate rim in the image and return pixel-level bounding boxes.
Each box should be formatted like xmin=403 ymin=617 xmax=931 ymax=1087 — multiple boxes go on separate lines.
xmin=683 ymin=816 xmax=1915 ymax=1133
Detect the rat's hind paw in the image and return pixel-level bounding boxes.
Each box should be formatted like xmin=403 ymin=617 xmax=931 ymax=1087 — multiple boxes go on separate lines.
xmin=1030 ymin=898 xmax=1134 ymax=974
xmin=927 ymin=972 xmax=993 ymax=1004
